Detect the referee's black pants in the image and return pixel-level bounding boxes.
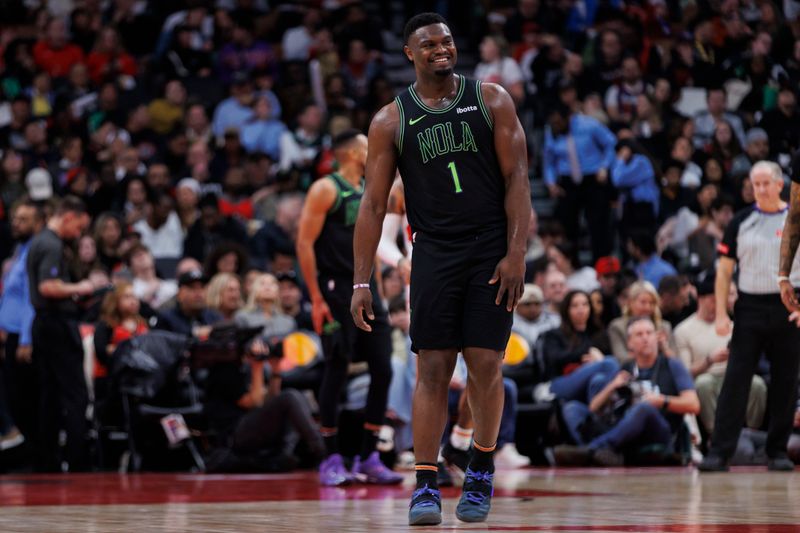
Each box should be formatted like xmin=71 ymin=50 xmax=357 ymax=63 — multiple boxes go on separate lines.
xmin=555 ymin=174 xmax=615 ymax=262
xmin=709 ymin=293 xmax=800 ymax=460
xmin=32 ymin=312 xmax=89 ymax=472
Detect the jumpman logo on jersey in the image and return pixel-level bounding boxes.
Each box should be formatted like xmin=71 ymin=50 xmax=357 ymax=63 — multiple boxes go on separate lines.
xmin=409 ymin=114 xmax=427 ymax=126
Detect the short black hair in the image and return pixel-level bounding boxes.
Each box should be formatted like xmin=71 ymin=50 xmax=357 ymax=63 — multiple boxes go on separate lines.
xmin=403 ymin=12 xmax=448 ymax=44
xmin=628 ymin=230 xmax=657 ymax=256
xmin=657 ymin=275 xmax=681 ymax=296
xmin=54 ymin=195 xmax=87 ymax=216
xmin=332 ymin=128 xmax=363 ymax=150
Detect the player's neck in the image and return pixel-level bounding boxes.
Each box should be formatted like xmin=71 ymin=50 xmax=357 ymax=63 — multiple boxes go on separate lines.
xmin=337 ymin=164 xmax=363 ymax=187
xmin=413 ymin=72 xmax=458 ymax=101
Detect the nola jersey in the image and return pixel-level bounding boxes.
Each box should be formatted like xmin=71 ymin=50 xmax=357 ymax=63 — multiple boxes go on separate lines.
xmin=394 ymin=75 xmax=506 ymax=238
xmin=314 ymin=172 xmax=363 ymax=278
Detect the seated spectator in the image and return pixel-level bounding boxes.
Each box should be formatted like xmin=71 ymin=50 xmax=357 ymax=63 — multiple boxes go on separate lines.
xmin=674 ymin=272 xmax=766 ymax=437
xmin=204 ymin=338 xmax=325 ymax=473
xmin=235 ymin=273 xmax=297 ymax=338
xmin=692 ymin=87 xmax=746 ymax=149
xmin=542 ymin=268 xmax=568 ymax=319
xmin=658 ymin=275 xmax=694 ymax=328
xmin=339 ymin=39 xmax=382 ymax=107
xmin=183 ymin=193 xmax=248 ymax=262
xmin=547 ymin=242 xmax=599 ymax=292
xmin=512 ymin=284 xmax=560 ymax=348
xmin=594 ymin=256 xmax=622 ymax=326
xmin=86 ymin=27 xmax=137 ymax=85
xmin=278 ymin=102 xmax=325 ymax=191
xmin=688 ymin=194 xmax=735 ymax=272
xmin=129 ymin=245 xmax=178 ymax=310
xmin=731 ymin=128 xmax=770 ymax=182
xmin=212 ymin=73 xmax=256 ymax=143
xmin=704 ymin=121 xmax=741 ymax=180
xmin=147 ymin=80 xmax=187 ymax=136
xmin=94 ymin=282 xmax=148 ymax=398
xmin=185 ymin=103 xmax=213 ymax=146
xmin=608 ymin=280 xmax=678 ymax=362
xmin=93 ymin=213 xmax=123 ymax=273
xmin=627 ymin=230 xmax=677 ymax=287
xmin=133 ymin=193 xmax=184 ymax=260
xmin=277 ymin=271 xmax=312 ymax=331
xmin=203 ymin=242 xmax=250 ymax=280
xmin=555 ymin=317 xmax=699 ymax=466
xmin=33 ymin=17 xmax=85 ymax=79
xmin=759 ymin=88 xmax=800 ymax=159
xmin=218 ymin=166 xmax=275 ymax=221
xmin=216 ymin=18 xmax=277 ymax=85
xmin=670 ymin=137 xmax=703 ymax=189
xmin=156 ymin=269 xmax=222 ymax=337
xmin=536 ymin=290 xmax=614 ymax=403
xmin=162 ymin=24 xmax=213 ymax=80
xmin=604 ymin=56 xmax=651 ymax=127
xmin=175 ymin=177 xmax=201 ymax=231
xmin=474 ymin=35 xmax=525 ymax=106
xmin=240 ymin=95 xmax=288 ymax=161
xmin=206 ymin=272 xmax=244 ymax=321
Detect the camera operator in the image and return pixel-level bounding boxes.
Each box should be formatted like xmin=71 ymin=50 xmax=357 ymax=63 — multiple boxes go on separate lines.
xmin=204 ymin=337 xmax=325 ymax=472
xmin=555 ymin=316 xmax=699 ymax=466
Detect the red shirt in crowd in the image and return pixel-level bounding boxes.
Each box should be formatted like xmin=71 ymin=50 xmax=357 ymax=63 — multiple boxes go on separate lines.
xmin=33 ymin=40 xmax=85 ymax=78
xmin=86 ymin=52 xmax=138 ymax=85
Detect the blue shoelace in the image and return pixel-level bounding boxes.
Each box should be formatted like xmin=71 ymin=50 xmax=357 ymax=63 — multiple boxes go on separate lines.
xmin=411 ymin=485 xmax=441 ymax=509
xmin=463 ymin=468 xmax=494 ymax=505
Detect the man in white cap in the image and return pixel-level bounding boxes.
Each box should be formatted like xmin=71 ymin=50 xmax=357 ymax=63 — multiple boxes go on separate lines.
xmin=512 ymin=283 xmax=560 ymax=347
xmin=25 ymin=168 xmax=53 ymax=201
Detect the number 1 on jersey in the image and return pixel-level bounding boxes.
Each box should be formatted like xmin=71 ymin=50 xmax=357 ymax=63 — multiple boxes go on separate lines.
xmin=447 ymin=161 xmax=463 ymax=193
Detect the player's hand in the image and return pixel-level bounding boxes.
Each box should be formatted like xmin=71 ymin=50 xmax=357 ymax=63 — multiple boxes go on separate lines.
xmin=780 ymin=279 xmax=800 ymax=314
xmin=547 ymin=184 xmax=564 ymax=198
xmin=16 ymin=344 xmax=32 ymax=364
xmin=74 ymin=280 xmax=95 ymax=297
xmin=715 ymin=314 xmax=733 ymax=337
xmin=350 ymin=288 xmax=374 ymax=332
xmin=312 ymin=297 xmax=335 ymax=335
xmin=489 ymin=254 xmax=525 ymax=312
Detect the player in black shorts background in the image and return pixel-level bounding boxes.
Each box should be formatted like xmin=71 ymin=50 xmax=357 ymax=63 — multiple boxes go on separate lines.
xmin=296 ymin=129 xmax=402 ymax=487
xmin=351 ymin=13 xmax=531 ymax=526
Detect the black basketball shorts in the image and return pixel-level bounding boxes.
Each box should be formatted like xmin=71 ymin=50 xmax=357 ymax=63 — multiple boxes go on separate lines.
xmin=409 ymin=227 xmax=514 ymax=354
xmin=319 ymin=276 xmax=392 ymax=364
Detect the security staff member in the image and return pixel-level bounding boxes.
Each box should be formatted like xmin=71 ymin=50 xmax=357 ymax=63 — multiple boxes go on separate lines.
xmin=700 ymin=162 xmax=800 ymax=472
xmin=27 ymin=196 xmax=94 ymax=471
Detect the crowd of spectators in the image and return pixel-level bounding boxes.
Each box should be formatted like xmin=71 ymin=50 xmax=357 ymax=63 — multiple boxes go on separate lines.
xmin=1 ymin=0 xmax=800 ymax=473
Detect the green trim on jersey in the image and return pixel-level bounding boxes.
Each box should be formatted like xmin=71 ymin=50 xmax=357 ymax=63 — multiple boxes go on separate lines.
xmin=325 ymin=173 xmax=363 ymax=214
xmin=326 ymin=173 xmax=343 ymax=214
xmin=395 ymin=96 xmax=405 ymax=154
xmin=476 ymin=80 xmax=493 ymax=129
xmin=408 ymin=75 xmax=466 ymax=114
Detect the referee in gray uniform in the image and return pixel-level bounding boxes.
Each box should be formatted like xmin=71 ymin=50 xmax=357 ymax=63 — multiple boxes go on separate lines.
xmin=700 ymin=161 xmax=800 ymax=472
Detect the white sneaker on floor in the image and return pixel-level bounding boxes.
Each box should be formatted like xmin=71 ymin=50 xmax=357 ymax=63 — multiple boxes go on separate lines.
xmin=533 ymin=382 xmax=555 ymax=402
xmin=0 ymin=427 xmax=24 ymax=451
xmin=495 ymin=443 xmax=531 ymax=469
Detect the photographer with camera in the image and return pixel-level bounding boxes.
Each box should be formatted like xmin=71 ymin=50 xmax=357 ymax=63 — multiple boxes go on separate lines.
xmin=204 ymin=335 xmax=325 ymax=472
xmin=555 ymin=316 xmax=699 ymax=466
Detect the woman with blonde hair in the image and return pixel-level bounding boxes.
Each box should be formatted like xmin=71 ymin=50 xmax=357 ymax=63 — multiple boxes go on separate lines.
xmin=206 ymin=273 xmax=244 ymax=321
xmin=607 ymin=280 xmax=677 ymax=362
xmin=235 ymin=273 xmax=296 ymax=338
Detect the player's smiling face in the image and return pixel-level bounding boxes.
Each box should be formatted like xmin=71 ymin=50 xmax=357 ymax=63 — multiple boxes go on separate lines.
xmin=405 ymin=23 xmax=457 ymax=77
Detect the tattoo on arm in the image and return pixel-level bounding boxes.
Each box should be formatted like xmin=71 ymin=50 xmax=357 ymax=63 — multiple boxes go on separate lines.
xmin=780 ymin=183 xmax=800 ymax=275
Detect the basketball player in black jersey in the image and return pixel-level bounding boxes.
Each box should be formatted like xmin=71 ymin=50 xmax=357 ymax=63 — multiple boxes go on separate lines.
xmin=296 ymin=129 xmax=402 ymax=487
xmin=351 ymin=13 xmax=532 ymax=525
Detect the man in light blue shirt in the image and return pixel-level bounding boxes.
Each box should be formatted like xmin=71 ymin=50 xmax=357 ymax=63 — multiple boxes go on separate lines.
xmin=543 ymin=106 xmax=618 ymax=261
xmin=628 ymin=231 xmax=677 ymax=287
xmin=240 ymin=95 xmax=288 ymax=161
xmin=211 ymin=74 xmax=282 ymax=145
xmin=0 ymin=200 xmax=42 ymax=445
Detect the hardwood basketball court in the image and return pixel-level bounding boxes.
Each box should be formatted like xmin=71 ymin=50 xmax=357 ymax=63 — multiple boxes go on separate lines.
xmin=1 ymin=467 xmax=798 ymax=532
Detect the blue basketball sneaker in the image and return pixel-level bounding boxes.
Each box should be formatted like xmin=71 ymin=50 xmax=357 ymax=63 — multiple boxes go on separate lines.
xmin=408 ymin=485 xmax=442 ymax=526
xmin=455 ymin=467 xmax=494 ymax=522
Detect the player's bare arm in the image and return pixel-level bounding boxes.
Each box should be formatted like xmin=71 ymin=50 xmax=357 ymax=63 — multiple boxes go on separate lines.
xmin=483 ymin=81 xmax=532 ymax=311
xmin=351 ymin=102 xmax=399 ymax=331
xmin=779 ymin=181 xmax=800 ymax=313
xmin=296 ymin=178 xmax=338 ymax=334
